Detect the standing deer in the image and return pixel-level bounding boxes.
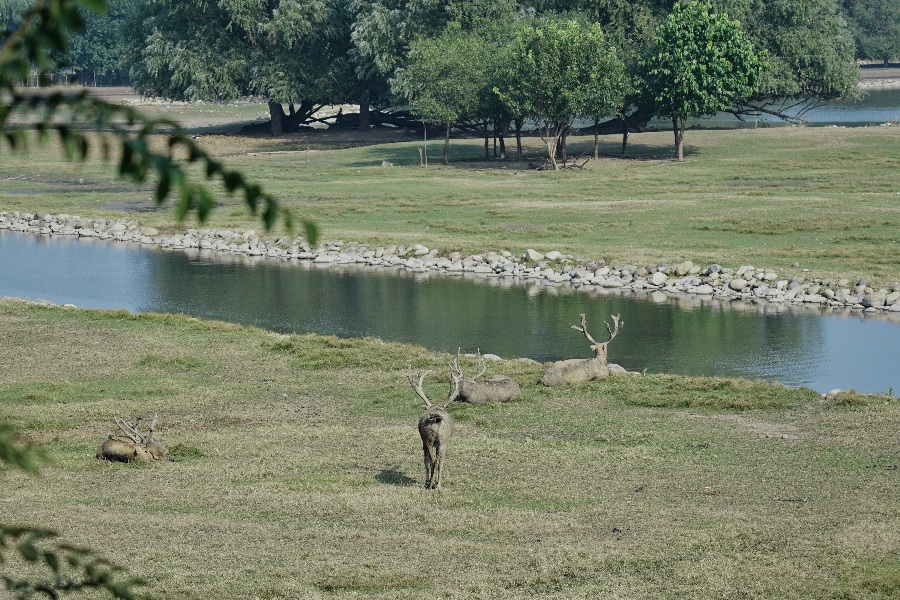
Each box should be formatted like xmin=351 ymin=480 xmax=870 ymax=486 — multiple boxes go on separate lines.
xmin=408 ymin=366 xmax=459 ymax=489
xmin=452 ymin=349 xmax=521 ymax=405
xmin=96 ymin=414 xmax=172 ymax=462
xmin=539 ymin=314 xmax=623 ymax=387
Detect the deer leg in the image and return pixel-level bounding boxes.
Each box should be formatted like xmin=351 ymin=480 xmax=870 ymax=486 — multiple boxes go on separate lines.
xmin=433 ymin=442 xmax=446 ymax=490
xmin=422 ymin=442 xmax=434 ymax=488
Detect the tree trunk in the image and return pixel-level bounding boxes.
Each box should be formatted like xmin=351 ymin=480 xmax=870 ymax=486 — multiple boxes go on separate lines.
xmin=593 ymin=118 xmax=600 ymax=160
xmin=546 ymin=134 xmax=559 ymax=170
xmin=493 ymin=122 xmax=497 ymax=158
xmin=359 ymin=89 xmax=370 ymax=132
xmin=443 ymin=123 xmax=450 ymax=165
xmin=483 ymin=120 xmax=490 ymax=160
xmin=621 ymin=119 xmax=629 ymax=155
xmin=269 ymin=102 xmax=285 ymax=137
xmin=673 ymin=116 xmax=686 ymax=162
xmin=422 ymin=120 xmax=428 ymax=167
xmin=498 ymin=117 xmax=508 ymax=160
xmin=515 ymin=119 xmax=523 ymax=160
xmin=559 ymin=125 xmax=569 ymax=167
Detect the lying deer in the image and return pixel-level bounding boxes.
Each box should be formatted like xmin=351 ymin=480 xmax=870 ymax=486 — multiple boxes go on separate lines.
xmin=452 ymin=349 xmax=520 ymax=405
xmin=96 ymin=414 xmax=172 ymax=463
xmin=539 ymin=313 xmax=623 ymax=387
xmin=408 ymin=366 xmax=458 ymax=489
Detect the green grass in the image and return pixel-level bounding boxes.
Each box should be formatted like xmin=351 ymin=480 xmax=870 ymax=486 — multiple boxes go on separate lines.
xmin=1 ymin=299 xmax=898 ymax=599
xmin=2 ymin=121 xmax=900 ymax=285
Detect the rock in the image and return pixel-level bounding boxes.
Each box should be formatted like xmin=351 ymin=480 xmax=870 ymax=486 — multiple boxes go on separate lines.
xmin=675 ymin=260 xmax=694 ymax=277
xmin=141 ymin=227 xmax=159 ymax=237
xmin=650 ymin=272 xmax=668 ymax=286
xmin=693 ymin=284 xmax=715 ymax=295
xmin=523 ymin=248 xmax=544 ymax=262
xmin=729 ymin=278 xmax=749 ymax=291
xmin=544 ymin=250 xmax=564 ymax=261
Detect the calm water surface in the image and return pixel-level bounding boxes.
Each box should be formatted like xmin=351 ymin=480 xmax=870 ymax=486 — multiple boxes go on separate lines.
xmin=2 ymin=231 xmax=899 ymax=394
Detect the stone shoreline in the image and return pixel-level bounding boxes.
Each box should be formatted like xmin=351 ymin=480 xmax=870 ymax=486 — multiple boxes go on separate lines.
xmin=3 ymin=210 xmax=900 ymax=316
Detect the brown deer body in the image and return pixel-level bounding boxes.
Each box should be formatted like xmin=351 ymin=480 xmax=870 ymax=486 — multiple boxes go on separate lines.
xmin=453 ymin=350 xmax=521 ymax=405
xmin=96 ymin=415 xmax=172 ymax=462
xmin=539 ymin=314 xmax=623 ymax=387
xmin=408 ymin=367 xmax=459 ymax=489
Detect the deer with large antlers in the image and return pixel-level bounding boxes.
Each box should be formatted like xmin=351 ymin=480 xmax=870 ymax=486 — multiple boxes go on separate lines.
xmin=408 ymin=366 xmax=459 ymax=489
xmin=452 ymin=349 xmax=521 ymax=406
xmin=96 ymin=414 xmax=172 ymax=463
xmin=539 ymin=314 xmax=624 ymax=387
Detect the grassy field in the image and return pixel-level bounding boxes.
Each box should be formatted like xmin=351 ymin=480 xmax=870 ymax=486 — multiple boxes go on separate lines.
xmin=1 ymin=299 xmax=898 ymax=599
xmin=2 ymin=100 xmax=899 ymax=598
xmin=1 ymin=106 xmax=900 ymax=285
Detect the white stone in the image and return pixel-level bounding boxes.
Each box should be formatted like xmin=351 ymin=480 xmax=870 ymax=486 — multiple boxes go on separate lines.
xmin=650 ymin=272 xmax=668 ymax=286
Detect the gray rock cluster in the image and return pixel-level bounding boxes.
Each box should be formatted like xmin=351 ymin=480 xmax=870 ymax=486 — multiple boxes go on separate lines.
xmin=4 ymin=211 xmax=900 ymax=313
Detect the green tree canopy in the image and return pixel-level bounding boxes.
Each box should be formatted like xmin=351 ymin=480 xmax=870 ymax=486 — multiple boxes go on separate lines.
xmin=391 ymin=26 xmax=488 ymax=164
xmin=718 ymin=0 xmax=859 ymax=120
xmin=499 ymin=18 xmax=626 ymax=169
xmin=639 ymin=0 xmax=764 ymax=160
xmin=123 ymin=0 xmax=352 ymax=135
xmin=842 ymin=0 xmax=900 ymax=63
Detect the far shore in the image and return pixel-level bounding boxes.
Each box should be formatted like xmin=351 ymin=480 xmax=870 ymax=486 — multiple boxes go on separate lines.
xmin=858 ymin=64 xmax=900 ymax=89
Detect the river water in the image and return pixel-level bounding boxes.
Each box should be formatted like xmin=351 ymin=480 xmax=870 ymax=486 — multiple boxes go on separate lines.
xmin=667 ymin=88 xmax=900 ymax=127
xmin=2 ymin=231 xmax=899 ymax=394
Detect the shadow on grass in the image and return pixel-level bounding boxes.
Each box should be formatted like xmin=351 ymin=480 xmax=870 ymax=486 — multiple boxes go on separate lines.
xmin=376 ymin=464 xmax=417 ymax=487
xmin=344 ymin=138 xmax=685 ymax=169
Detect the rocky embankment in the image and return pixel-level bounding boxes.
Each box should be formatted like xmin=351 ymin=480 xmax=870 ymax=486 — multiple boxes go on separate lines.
xmin=3 ymin=210 xmax=900 ymax=314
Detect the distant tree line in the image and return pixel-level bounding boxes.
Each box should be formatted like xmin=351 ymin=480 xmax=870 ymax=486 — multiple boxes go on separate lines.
xmin=2 ymin=0 xmax=893 ymax=161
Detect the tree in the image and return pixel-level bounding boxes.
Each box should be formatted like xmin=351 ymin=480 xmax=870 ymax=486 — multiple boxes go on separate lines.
xmin=639 ymin=0 xmax=764 ymax=161
xmin=1 ymin=0 xmax=315 ymax=237
xmin=720 ymin=0 xmax=859 ymax=121
xmin=842 ymin=0 xmax=900 ymax=64
xmin=66 ymin=0 xmax=130 ymax=86
xmin=499 ymin=18 xmax=626 ymax=169
xmin=391 ymin=27 xmax=487 ymax=164
xmin=123 ymin=0 xmax=350 ymax=136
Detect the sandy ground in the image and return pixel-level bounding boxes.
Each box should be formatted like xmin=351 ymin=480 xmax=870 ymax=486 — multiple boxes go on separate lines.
xmin=858 ymin=65 xmax=900 ymax=88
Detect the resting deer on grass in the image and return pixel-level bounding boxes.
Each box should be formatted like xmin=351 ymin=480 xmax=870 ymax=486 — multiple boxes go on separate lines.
xmin=408 ymin=366 xmax=459 ymax=489
xmin=539 ymin=313 xmax=623 ymax=387
xmin=453 ymin=349 xmax=521 ymax=405
xmin=96 ymin=414 xmax=172 ymax=463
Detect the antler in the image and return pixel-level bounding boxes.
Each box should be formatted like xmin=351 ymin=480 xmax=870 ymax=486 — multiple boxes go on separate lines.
xmin=473 ymin=349 xmax=487 ymax=380
xmin=571 ymin=314 xmax=599 ymax=346
xmin=407 ymin=365 xmax=434 ymax=407
xmin=114 ymin=416 xmax=144 ymax=444
xmin=146 ymin=413 xmax=159 ymax=441
xmin=604 ymin=314 xmax=623 ymax=343
xmin=444 ymin=362 xmax=461 ymax=407
xmin=452 ymin=348 xmax=487 ymax=381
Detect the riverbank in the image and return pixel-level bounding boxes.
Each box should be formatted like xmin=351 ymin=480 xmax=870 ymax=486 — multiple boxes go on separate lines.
xmin=1 ymin=298 xmax=897 ymax=599
xmin=3 ymin=123 xmax=900 ymax=286
xmin=4 ymin=210 xmax=900 ymax=321
xmin=859 ymin=64 xmax=900 ymax=89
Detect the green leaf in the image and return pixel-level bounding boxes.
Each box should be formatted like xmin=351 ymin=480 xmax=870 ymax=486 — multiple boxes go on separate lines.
xmin=223 ymin=172 xmax=244 ymax=193
xmin=175 ymin=182 xmax=192 ymax=222
xmin=245 ymin=184 xmax=261 ymax=210
xmin=197 ymin=187 xmax=214 ymax=222
xmin=155 ymin=168 xmax=171 ymax=204
xmin=303 ymin=221 xmax=319 ymax=247
xmin=43 ymin=550 xmax=60 ymax=573
xmin=16 ymin=540 xmax=38 ymax=562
